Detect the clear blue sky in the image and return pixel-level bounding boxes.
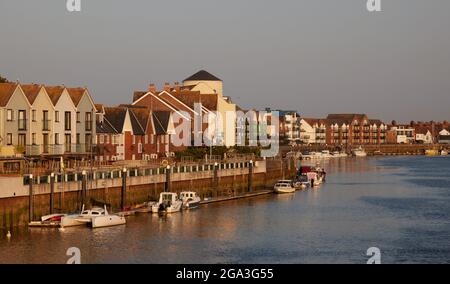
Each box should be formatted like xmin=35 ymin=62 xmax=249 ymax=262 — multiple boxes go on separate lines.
xmin=1 ymin=0 xmax=449 ymax=122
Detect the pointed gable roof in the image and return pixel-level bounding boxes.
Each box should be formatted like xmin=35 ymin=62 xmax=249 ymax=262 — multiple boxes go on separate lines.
xmin=128 ymin=106 xmax=150 ymax=135
xmin=0 ymin=83 xmax=20 ymax=107
xmin=152 ymin=111 xmax=171 ymax=135
xmin=66 ymin=87 xmax=86 ymax=106
xmin=21 ymin=84 xmax=43 ymax=105
xmin=104 ymin=107 xmax=128 ymax=133
xmin=96 ymin=117 xmax=118 ymax=134
xmin=183 ymin=70 xmax=222 ymax=82
xmin=45 ymin=86 xmax=66 ymax=105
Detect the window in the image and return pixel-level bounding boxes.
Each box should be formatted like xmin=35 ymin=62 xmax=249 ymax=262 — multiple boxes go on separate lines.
xmin=18 ymin=110 xmax=26 ymax=130
xmin=64 ymin=112 xmax=71 ymax=131
xmin=7 ymin=109 xmax=13 ymax=121
xmin=85 ymin=112 xmax=92 ymax=131
xmin=18 ymin=134 xmax=26 ymax=146
xmin=99 ymin=135 xmax=104 ymax=144
xmin=42 ymin=111 xmax=49 ymax=131
xmin=76 ymin=112 xmax=81 ymax=123
xmin=105 ymin=135 xmax=109 ymax=144
xmin=55 ymin=111 xmax=60 ymax=122
xmin=76 ymin=134 xmax=81 ymax=144
xmin=138 ymin=143 xmax=143 ymax=153
xmin=132 ymin=135 xmax=136 ymax=144
xmin=65 ymin=134 xmax=71 ymax=152
xmin=151 ymin=134 xmax=154 ymax=144
xmin=32 ymin=133 xmax=36 ymax=145
xmin=32 ymin=110 xmax=37 ymax=122
xmin=6 ymin=133 xmax=12 ymax=145
xmin=55 ymin=133 xmax=60 ymax=145
xmin=145 ymin=135 xmax=148 ymax=144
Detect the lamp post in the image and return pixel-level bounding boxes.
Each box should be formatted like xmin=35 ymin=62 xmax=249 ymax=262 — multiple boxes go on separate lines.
xmin=28 ymin=174 xmax=34 ymax=222
xmin=80 ymin=170 xmax=87 ymax=210
xmin=50 ymin=172 xmax=55 ymax=214
xmin=165 ymin=165 xmax=171 ymax=192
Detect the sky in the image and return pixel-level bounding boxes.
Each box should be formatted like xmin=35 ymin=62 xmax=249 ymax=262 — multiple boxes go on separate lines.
xmin=0 ymin=0 xmax=449 ymax=123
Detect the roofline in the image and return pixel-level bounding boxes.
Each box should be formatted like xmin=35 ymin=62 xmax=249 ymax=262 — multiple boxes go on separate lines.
xmin=132 ymin=91 xmax=190 ymax=121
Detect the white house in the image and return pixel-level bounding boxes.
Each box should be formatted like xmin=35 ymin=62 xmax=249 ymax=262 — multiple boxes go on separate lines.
xmin=438 ymin=129 xmax=450 ymax=144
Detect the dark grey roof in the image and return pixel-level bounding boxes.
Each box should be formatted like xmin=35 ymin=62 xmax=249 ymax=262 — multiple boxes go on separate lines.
xmin=129 ymin=109 xmax=146 ymax=136
xmin=152 ymin=111 xmax=171 ymax=135
xmin=183 ymin=70 xmax=222 ymax=82
xmin=96 ymin=118 xmax=118 ymax=134
xmin=104 ymin=107 xmax=127 ymax=133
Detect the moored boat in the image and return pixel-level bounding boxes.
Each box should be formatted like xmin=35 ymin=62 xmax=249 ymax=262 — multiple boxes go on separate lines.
xmin=152 ymin=192 xmax=183 ymax=213
xmin=274 ymin=180 xmax=296 ymax=194
xmin=180 ymin=191 xmax=201 ymax=210
xmin=91 ymin=206 xmax=126 ymax=228
xmin=352 ymin=147 xmax=367 ymax=157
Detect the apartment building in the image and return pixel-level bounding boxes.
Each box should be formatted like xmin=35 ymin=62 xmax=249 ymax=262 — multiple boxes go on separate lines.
xmin=389 ymin=124 xmax=415 ymax=144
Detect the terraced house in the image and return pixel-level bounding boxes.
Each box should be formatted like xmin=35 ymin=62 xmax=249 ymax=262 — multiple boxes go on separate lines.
xmin=0 ymin=82 xmax=97 ymax=158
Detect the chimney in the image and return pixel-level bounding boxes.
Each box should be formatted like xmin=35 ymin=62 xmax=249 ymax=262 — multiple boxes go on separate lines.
xmin=174 ymin=82 xmax=181 ymax=92
xmin=148 ymin=83 xmax=156 ymax=93
xmin=163 ymin=82 xmax=171 ymax=92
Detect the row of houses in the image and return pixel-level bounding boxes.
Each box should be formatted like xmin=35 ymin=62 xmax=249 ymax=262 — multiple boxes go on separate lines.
xmin=299 ymin=115 xmax=450 ymax=146
xmin=0 ymin=70 xmax=247 ymax=162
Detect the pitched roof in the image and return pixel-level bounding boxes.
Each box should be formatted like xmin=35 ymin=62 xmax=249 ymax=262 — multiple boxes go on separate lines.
xmin=133 ymin=91 xmax=147 ymax=102
xmin=183 ymin=70 xmax=222 ymax=82
xmin=45 ymin=86 xmax=66 ymax=105
xmin=104 ymin=107 xmax=128 ymax=133
xmin=302 ymin=118 xmax=328 ymax=126
xmin=21 ymin=84 xmax=42 ymax=105
xmin=0 ymin=83 xmax=19 ymax=107
xmin=152 ymin=111 xmax=171 ymax=135
xmin=128 ymin=107 xmax=150 ymax=135
xmin=171 ymin=91 xmax=218 ymax=111
xmin=66 ymin=87 xmax=86 ymax=106
xmin=326 ymin=114 xmax=368 ymax=125
xmin=96 ymin=117 xmax=118 ymax=134
xmin=95 ymin=104 xmax=104 ymax=113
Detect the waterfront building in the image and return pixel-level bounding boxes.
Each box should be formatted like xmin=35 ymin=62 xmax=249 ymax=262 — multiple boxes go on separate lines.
xmin=389 ymin=124 xmax=415 ymax=144
xmin=438 ymin=129 xmax=450 ymax=144
xmin=95 ymin=104 xmax=120 ymax=161
xmin=0 ymin=83 xmax=31 ymax=153
xmin=45 ymin=86 xmax=77 ymax=155
xmin=66 ymin=87 xmax=97 ymax=154
xmin=264 ymin=108 xmax=301 ymax=145
xmin=299 ymin=118 xmax=327 ymax=145
xmin=414 ymin=127 xmax=434 ymax=144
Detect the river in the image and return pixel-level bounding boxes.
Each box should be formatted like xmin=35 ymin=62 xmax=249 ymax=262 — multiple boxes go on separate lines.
xmin=1 ymin=156 xmax=449 ymax=264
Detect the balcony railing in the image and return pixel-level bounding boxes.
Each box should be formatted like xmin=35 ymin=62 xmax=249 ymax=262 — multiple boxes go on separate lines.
xmin=25 ymin=144 xmax=64 ymax=156
xmin=18 ymin=119 xmax=27 ymax=131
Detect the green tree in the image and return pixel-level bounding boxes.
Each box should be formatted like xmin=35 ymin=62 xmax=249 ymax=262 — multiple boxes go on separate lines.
xmin=0 ymin=75 xmax=9 ymax=83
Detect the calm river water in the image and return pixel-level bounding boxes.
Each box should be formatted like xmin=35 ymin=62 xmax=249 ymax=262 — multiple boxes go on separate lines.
xmin=1 ymin=156 xmax=450 ymax=264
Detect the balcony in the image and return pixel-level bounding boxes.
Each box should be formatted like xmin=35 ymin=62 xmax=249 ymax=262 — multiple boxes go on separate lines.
xmin=25 ymin=144 xmax=64 ymax=156
xmin=18 ymin=119 xmax=27 ymax=131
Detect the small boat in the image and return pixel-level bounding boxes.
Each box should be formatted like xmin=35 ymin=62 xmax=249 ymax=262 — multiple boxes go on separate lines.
xmin=180 ymin=191 xmax=201 ymax=210
xmin=440 ymin=150 xmax=448 ymax=156
xmin=91 ymin=206 xmax=126 ymax=229
xmin=134 ymin=202 xmax=157 ymax=213
xmin=352 ymin=147 xmax=367 ymax=157
xmin=306 ymin=172 xmax=323 ymax=187
xmin=321 ymin=150 xmax=332 ymax=158
xmin=332 ymin=151 xmax=348 ymax=157
xmin=152 ymin=192 xmax=183 ymax=213
xmin=293 ymin=175 xmax=309 ymax=190
xmin=41 ymin=213 xmax=67 ymax=222
xmin=274 ymin=180 xmax=296 ymax=194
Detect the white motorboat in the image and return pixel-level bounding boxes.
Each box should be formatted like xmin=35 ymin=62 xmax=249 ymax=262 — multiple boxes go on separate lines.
xmin=293 ymin=175 xmax=309 ymax=190
xmin=41 ymin=213 xmax=67 ymax=222
xmin=306 ymin=172 xmax=323 ymax=187
xmin=91 ymin=206 xmax=126 ymax=228
xmin=320 ymin=150 xmax=332 ymax=158
xmin=274 ymin=180 xmax=296 ymax=194
xmin=180 ymin=191 xmax=201 ymax=210
xmin=441 ymin=150 xmax=449 ymax=156
xmin=332 ymin=151 xmax=348 ymax=157
xmin=352 ymin=147 xmax=367 ymax=157
xmin=152 ymin=192 xmax=183 ymax=213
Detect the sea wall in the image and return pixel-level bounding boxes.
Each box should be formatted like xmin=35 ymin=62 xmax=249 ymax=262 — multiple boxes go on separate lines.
xmin=0 ymin=159 xmax=295 ymax=228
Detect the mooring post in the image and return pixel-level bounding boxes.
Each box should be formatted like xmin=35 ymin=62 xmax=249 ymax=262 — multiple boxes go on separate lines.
xmin=121 ymin=168 xmax=127 ymax=210
xmin=214 ymin=162 xmax=219 ymax=190
xmin=248 ymin=160 xmax=254 ymax=192
xmin=50 ymin=173 xmax=55 ymax=214
xmin=81 ymin=170 xmax=87 ymax=210
xmin=28 ymin=174 xmax=34 ymax=222
xmin=165 ymin=165 xmax=171 ymax=192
